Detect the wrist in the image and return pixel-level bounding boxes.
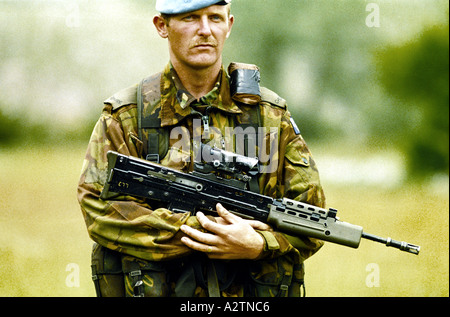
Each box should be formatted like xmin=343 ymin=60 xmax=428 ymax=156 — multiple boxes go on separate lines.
xmin=254 ymin=230 xmax=281 ymax=260
xmin=250 ymin=231 xmax=265 ymax=260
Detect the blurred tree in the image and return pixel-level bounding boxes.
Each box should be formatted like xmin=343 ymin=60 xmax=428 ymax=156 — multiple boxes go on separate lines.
xmin=377 ymin=25 xmax=449 ymax=178
xmin=1 ymin=0 xmax=447 ymax=167
xmin=0 ymin=108 xmax=21 ymax=145
xmin=224 ymin=0 xmax=381 ymax=142
xmin=0 ymin=107 xmax=54 ymax=147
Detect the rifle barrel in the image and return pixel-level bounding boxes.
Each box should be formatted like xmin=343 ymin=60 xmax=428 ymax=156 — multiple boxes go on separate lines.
xmin=362 ymin=232 xmax=420 ymax=255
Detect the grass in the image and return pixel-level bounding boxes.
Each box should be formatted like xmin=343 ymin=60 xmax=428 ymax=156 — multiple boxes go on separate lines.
xmin=0 ymin=144 xmax=95 ymax=297
xmin=306 ymin=183 xmax=449 ymax=297
xmin=0 ymin=145 xmax=448 ymax=297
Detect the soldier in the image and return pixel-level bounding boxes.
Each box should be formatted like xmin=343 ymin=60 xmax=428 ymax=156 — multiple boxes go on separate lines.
xmin=78 ymin=0 xmax=326 ymax=297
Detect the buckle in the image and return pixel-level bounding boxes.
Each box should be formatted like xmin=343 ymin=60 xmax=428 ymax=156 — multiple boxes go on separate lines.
xmin=129 ymin=270 xmax=142 ymax=277
xmin=92 ymin=274 xmax=100 ymax=281
xmin=146 ymin=154 xmax=160 ymax=163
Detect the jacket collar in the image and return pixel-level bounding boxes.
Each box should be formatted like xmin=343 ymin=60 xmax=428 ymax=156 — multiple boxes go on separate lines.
xmin=159 ymin=63 xmax=242 ymax=127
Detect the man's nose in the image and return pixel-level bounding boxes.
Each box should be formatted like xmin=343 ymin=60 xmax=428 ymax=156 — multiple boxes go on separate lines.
xmin=197 ymin=16 xmax=212 ymax=37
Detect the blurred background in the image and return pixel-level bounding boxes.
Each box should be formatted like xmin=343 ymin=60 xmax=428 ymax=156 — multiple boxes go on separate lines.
xmin=0 ymin=0 xmax=448 ymax=297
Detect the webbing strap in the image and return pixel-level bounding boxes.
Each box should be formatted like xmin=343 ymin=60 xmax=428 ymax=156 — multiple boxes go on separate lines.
xmin=207 ymin=261 xmax=221 ymax=297
xmin=233 ymin=104 xmax=262 ymax=194
xmin=137 ymin=73 xmax=168 ymax=162
xmin=147 ymin=132 xmax=160 ymax=163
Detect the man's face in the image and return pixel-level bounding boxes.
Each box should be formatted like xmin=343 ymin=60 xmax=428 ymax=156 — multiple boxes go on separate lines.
xmin=155 ymin=5 xmax=234 ymax=70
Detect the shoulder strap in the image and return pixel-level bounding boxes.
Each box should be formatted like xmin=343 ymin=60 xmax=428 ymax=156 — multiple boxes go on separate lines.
xmin=235 ymin=85 xmax=287 ymax=193
xmin=234 ymin=103 xmax=262 ymax=193
xmin=260 ymin=87 xmax=287 ymax=110
xmin=234 ymin=103 xmax=262 ymax=157
xmin=104 ymin=84 xmax=138 ymax=110
xmin=137 ymin=73 xmax=169 ymax=163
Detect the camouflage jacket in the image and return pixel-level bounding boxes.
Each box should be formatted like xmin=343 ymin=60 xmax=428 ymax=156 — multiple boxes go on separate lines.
xmin=78 ymin=63 xmax=326 ymax=297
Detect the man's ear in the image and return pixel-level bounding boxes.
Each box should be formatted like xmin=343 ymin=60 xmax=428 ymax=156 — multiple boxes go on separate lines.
xmin=153 ymin=15 xmax=169 ymax=39
xmin=226 ymin=14 xmax=234 ymax=39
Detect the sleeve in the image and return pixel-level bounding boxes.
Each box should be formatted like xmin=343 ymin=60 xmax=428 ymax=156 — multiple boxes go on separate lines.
xmin=257 ymin=104 xmax=326 ymax=262
xmin=77 ymin=104 xmax=201 ymax=261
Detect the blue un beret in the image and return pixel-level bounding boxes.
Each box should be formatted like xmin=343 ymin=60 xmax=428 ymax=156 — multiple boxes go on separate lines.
xmin=156 ymin=0 xmax=231 ymax=15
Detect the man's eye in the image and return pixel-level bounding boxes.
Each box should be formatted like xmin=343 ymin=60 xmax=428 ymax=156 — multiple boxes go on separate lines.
xmin=183 ymin=15 xmax=194 ymax=21
xmin=210 ymin=15 xmax=223 ymax=22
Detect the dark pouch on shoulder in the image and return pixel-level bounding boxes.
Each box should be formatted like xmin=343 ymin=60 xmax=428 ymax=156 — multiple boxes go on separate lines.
xmin=228 ymin=62 xmax=261 ymax=105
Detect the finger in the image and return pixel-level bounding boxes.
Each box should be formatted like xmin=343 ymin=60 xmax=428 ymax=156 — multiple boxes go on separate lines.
xmin=216 ymin=203 xmax=240 ymax=224
xmin=196 ymin=211 xmax=225 ymax=234
xmin=180 ymin=224 xmax=218 ymax=245
xmin=181 ymin=236 xmax=216 ymax=254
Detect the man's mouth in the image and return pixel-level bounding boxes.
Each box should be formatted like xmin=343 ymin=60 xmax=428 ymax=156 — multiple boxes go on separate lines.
xmin=191 ymin=39 xmax=218 ymax=49
xmin=194 ymin=44 xmax=216 ymax=48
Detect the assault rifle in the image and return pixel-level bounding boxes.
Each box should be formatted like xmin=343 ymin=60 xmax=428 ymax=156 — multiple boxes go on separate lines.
xmin=100 ymin=148 xmax=420 ymax=255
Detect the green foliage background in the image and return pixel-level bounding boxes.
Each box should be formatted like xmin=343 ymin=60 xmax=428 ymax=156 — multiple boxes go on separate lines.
xmin=1 ymin=0 xmax=448 ymax=180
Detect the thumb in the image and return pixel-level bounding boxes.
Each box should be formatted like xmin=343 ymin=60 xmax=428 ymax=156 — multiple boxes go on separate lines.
xmin=247 ymin=220 xmax=272 ymax=231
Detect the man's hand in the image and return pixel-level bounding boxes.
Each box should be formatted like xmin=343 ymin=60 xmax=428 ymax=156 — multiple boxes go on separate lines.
xmin=180 ymin=204 xmax=271 ymax=260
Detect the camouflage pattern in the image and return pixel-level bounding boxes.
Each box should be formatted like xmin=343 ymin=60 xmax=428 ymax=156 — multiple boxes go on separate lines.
xmin=78 ymin=62 xmax=326 ymax=297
